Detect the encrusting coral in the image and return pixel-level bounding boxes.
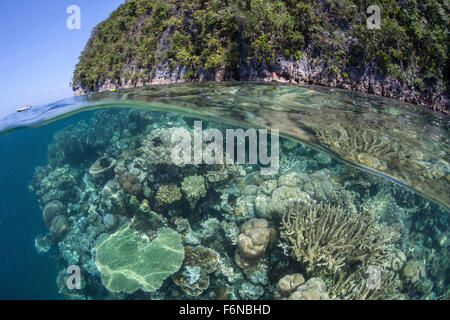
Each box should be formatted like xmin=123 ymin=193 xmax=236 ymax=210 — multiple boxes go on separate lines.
xmin=172 ymin=245 xmax=219 ymax=296
xmin=280 ymin=203 xmax=399 ymax=273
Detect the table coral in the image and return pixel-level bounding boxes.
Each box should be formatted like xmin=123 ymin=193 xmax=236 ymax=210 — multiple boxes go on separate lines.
xmin=95 ymin=223 xmax=184 ymax=294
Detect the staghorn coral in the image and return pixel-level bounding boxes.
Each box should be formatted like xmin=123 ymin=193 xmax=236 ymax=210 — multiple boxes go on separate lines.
xmin=315 ymin=124 xmax=409 ymax=172
xmin=280 ymin=203 xmax=399 ymax=273
xmin=279 ymin=155 xmax=307 ymax=174
xmin=315 ymin=124 xmax=450 ymax=206
xmin=172 ymin=246 xmax=219 ymax=296
xmin=155 ymin=184 xmax=182 ymax=206
xmin=234 ymin=218 xmax=271 ymax=268
xmin=95 ymin=223 xmax=184 ymax=294
xmin=330 ymin=266 xmax=402 ymax=300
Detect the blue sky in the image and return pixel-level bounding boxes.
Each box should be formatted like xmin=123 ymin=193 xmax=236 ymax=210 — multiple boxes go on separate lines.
xmin=0 ymin=0 xmax=124 ymax=117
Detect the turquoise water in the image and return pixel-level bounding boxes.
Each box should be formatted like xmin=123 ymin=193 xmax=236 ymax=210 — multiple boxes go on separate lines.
xmin=0 ymin=83 xmax=448 ymax=300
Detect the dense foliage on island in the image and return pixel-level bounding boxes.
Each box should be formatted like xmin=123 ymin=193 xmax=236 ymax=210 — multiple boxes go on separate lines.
xmin=73 ymin=0 xmax=449 ymax=112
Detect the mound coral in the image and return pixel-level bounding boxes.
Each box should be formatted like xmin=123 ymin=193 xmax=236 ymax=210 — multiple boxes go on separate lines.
xmin=401 ymin=260 xmax=426 ymax=287
xmin=288 ymin=277 xmax=329 ymax=300
xmin=118 ymin=172 xmax=142 ymax=196
xmin=95 ymin=223 xmax=184 ymax=294
xmin=280 ymin=203 xmax=399 ymax=273
xmin=42 ymin=200 xmax=65 ymax=227
xmin=49 ymin=215 xmax=70 ymax=240
xmin=274 ymin=273 xmax=305 ymax=299
xmin=234 ymin=218 xmax=271 ymax=268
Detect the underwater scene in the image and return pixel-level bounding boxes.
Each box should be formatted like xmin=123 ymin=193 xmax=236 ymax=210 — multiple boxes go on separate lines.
xmin=0 ymin=83 xmax=448 ymax=300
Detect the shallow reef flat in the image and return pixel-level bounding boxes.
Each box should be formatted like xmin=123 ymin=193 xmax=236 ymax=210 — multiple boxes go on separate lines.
xmin=29 ymin=108 xmax=449 ymax=300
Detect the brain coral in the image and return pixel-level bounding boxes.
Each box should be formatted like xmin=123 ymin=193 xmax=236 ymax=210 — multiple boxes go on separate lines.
xmin=95 ymin=223 xmax=185 ymax=293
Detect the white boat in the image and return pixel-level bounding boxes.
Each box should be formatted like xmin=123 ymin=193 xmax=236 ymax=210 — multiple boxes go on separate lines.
xmin=16 ymin=105 xmax=32 ymax=112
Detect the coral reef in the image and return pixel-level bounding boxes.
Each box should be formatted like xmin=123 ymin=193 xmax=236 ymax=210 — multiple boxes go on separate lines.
xmin=29 ymin=166 xmax=80 ymax=207
xmin=28 ymin=110 xmax=449 ymax=300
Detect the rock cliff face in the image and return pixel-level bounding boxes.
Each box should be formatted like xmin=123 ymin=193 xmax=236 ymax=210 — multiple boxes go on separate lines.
xmin=73 ymin=0 xmax=449 ymax=114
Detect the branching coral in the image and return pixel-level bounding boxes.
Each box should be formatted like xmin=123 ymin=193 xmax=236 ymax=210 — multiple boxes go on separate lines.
xmin=315 ymin=124 xmax=407 ymax=172
xmin=181 ymin=175 xmax=207 ymax=205
xmin=315 ymin=124 xmax=450 ymax=207
xmin=330 ymin=266 xmax=402 ymax=300
xmin=155 ymin=184 xmax=182 ymax=206
xmin=280 ymin=203 xmax=399 ymax=273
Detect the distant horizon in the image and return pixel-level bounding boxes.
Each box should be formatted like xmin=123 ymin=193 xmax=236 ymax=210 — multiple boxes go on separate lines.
xmin=0 ymin=0 xmax=124 ymax=118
